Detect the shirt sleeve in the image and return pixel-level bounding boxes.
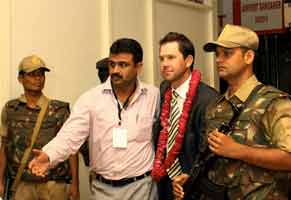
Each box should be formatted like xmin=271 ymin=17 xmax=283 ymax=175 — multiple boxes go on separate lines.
xmin=43 ymin=96 xmax=90 ymax=167
xmin=263 ymin=97 xmax=291 ymax=152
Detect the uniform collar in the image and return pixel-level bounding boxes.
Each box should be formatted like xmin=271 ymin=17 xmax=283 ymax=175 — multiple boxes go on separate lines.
xmin=19 ymin=94 xmax=48 ymax=109
xmin=225 ymin=75 xmax=261 ymax=102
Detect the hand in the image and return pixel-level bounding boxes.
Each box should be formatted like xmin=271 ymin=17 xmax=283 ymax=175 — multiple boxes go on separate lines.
xmin=68 ymin=182 xmax=80 ymax=200
xmin=172 ymin=173 xmax=190 ymax=200
xmin=28 ymin=149 xmax=50 ymax=177
xmin=208 ymin=129 xmax=243 ymax=159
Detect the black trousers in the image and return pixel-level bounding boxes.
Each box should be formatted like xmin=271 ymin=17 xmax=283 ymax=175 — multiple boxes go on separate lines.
xmin=158 ymin=176 xmax=174 ymax=200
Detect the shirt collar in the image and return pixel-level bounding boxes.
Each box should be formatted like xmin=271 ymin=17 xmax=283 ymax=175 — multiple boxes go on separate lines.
xmin=172 ymin=74 xmax=191 ymax=99
xmin=102 ymin=77 xmax=147 ymax=95
xmin=18 ymin=94 xmax=48 ymax=109
xmin=225 ymin=75 xmax=261 ymax=102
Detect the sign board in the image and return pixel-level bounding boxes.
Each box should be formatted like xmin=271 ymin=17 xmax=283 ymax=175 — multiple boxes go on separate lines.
xmin=236 ymin=0 xmax=285 ymax=34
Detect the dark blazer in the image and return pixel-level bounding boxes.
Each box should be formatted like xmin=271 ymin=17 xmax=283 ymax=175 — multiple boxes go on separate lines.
xmin=153 ymin=80 xmax=219 ymax=174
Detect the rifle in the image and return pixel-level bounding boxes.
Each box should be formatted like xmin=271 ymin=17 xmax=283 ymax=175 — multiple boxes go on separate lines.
xmin=183 ymin=84 xmax=263 ymax=200
xmin=183 ymin=101 xmax=241 ymax=200
xmin=3 ymin=172 xmax=13 ymax=200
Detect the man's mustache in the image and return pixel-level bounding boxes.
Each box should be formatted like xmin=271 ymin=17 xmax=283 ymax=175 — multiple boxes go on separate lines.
xmin=111 ymin=74 xmax=123 ymax=79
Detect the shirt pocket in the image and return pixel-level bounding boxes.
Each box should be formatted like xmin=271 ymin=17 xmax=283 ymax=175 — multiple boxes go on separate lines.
xmin=134 ymin=115 xmax=154 ymax=142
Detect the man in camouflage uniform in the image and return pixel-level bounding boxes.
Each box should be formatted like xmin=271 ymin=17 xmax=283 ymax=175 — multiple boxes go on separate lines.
xmin=0 ymin=55 xmax=79 ymax=200
xmin=201 ymin=25 xmax=291 ymax=199
xmin=173 ymin=24 xmax=291 ymax=199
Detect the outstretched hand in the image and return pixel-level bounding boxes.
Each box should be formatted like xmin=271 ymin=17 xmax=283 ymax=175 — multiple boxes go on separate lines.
xmin=28 ymin=149 xmax=50 ymax=177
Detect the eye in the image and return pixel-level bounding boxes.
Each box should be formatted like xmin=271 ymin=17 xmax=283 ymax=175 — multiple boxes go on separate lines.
xmin=25 ymin=70 xmax=45 ymax=77
xmin=167 ymin=55 xmax=175 ymax=60
xmin=108 ymin=61 xmax=130 ymax=68
xmin=119 ymin=62 xmax=130 ymax=68
xmin=223 ymin=49 xmax=234 ymax=58
xmin=215 ymin=48 xmax=234 ymax=58
xmin=108 ymin=61 xmax=116 ymax=68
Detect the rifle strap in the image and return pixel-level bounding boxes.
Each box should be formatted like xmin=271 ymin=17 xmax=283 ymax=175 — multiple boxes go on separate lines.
xmin=227 ymin=83 xmax=264 ymax=127
xmin=11 ymin=96 xmax=50 ymax=192
xmin=238 ymin=83 xmax=264 ymax=110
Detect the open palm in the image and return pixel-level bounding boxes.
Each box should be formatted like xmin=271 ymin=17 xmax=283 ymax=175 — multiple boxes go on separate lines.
xmin=28 ymin=149 xmax=50 ymax=177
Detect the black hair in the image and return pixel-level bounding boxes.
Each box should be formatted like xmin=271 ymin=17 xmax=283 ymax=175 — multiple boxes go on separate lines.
xmin=18 ymin=71 xmax=25 ymax=76
xmin=110 ymin=38 xmax=143 ymax=64
xmin=160 ymin=32 xmax=195 ymax=70
xmin=96 ymin=57 xmax=109 ymax=83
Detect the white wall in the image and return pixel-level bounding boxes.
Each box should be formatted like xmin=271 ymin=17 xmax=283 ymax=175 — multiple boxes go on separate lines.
xmin=110 ymin=0 xmax=155 ymax=83
xmin=0 ymin=0 xmax=218 ymax=198
xmin=11 ymin=0 xmax=100 ymax=103
xmin=0 ymin=0 xmax=219 ymax=107
xmin=0 ymin=0 xmax=11 ymax=111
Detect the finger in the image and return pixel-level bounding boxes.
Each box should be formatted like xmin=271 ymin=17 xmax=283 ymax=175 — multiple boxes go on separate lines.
xmin=214 ymin=130 xmax=226 ymax=138
xmin=172 ymin=176 xmax=182 ymax=184
xmin=36 ymin=169 xmax=47 ymax=177
xmin=208 ymin=133 xmax=221 ymax=145
xmin=209 ymin=144 xmax=222 ymax=156
xmin=31 ymin=165 xmax=47 ymax=177
xmin=32 ymin=148 xmax=43 ymax=156
xmin=173 ymin=183 xmax=184 ymax=199
xmin=208 ymin=136 xmax=219 ymax=148
xmin=30 ymin=164 xmax=38 ymax=174
xmin=28 ymin=159 xmax=35 ymax=169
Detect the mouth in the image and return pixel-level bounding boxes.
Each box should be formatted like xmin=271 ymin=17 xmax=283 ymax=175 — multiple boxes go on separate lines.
xmin=217 ymin=66 xmax=226 ymax=70
xmin=162 ymin=70 xmax=172 ymax=75
xmin=111 ymin=75 xmax=122 ymax=81
xmin=34 ymin=83 xmax=42 ymax=87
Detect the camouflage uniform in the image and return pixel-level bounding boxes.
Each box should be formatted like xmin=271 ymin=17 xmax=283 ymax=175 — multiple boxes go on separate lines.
xmin=205 ymin=76 xmax=291 ymax=200
xmin=0 ymin=95 xmax=71 ymax=194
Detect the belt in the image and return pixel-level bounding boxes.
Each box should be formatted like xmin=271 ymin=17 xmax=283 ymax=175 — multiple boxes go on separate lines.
xmin=95 ymin=171 xmax=151 ymax=187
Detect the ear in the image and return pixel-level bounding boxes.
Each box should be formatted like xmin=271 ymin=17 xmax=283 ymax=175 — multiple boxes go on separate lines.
xmin=136 ymin=62 xmax=143 ymax=74
xmin=244 ymin=50 xmax=255 ymax=65
xmin=185 ymin=55 xmax=194 ymax=69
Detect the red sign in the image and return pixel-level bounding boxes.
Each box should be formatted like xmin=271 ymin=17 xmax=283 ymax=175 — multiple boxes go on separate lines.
xmin=234 ymin=0 xmax=285 ymax=34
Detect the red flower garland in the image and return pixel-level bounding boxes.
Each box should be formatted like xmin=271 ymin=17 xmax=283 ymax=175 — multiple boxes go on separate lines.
xmin=151 ymin=70 xmax=201 ymax=181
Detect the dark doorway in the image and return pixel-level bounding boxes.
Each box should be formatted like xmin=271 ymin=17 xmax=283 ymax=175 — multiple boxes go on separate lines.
xmin=254 ymin=31 xmax=291 ymax=94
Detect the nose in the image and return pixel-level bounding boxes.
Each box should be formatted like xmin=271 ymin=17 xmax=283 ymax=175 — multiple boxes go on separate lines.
xmin=111 ymin=65 xmax=121 ymax=74
xmin=215 ymin=53 xmax=224 ymax=64
xmin=34 ymin=75 xmax=43 ymax=80
xmin=159 ymin=58 xmax=169 ymax=69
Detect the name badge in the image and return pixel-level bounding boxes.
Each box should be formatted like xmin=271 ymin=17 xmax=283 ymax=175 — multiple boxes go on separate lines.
xmin=112 ymin=127 xmax=128 ymax=148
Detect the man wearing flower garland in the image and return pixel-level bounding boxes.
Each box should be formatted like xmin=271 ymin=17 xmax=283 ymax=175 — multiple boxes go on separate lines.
xmin=152 ymin=32 xmax=218 ymax=200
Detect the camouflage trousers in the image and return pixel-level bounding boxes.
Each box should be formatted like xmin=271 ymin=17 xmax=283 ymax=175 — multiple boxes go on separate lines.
xmin=13 ymin=181 xmax=68 ymax=200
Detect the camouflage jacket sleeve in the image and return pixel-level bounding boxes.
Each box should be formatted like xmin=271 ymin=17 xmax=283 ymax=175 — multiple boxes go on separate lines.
xmin=0 ymin=103 xmax=8 ymax=143
xmin=262 ymin=97 xmax=291 ymax=152
xmin=50 ymin=100 xmax=70 ymax=134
